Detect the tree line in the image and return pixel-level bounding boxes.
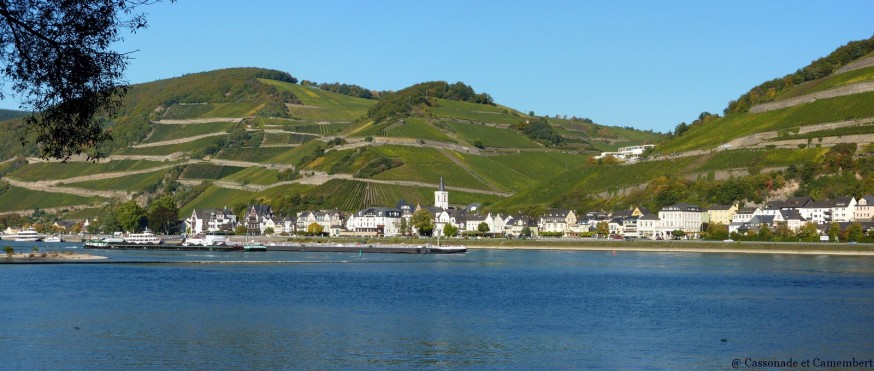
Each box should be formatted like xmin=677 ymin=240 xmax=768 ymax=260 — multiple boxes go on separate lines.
xmin=366 ymin=81 xmax=494 ymax=123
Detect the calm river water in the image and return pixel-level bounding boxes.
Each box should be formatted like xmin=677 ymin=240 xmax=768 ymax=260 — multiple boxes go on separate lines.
xmin=1 ymin=241 xmax=873 ymax=369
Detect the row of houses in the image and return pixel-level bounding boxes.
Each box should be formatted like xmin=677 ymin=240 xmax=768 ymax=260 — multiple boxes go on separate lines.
xmin=183 ymin=178 xmax=874 ymax=239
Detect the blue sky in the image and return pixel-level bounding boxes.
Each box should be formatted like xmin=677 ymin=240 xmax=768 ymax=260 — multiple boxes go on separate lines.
xmin=4 ymin=1 xmax=874 ymax=132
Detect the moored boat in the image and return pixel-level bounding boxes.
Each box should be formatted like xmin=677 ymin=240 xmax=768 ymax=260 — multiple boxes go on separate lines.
xmin=83 ymin=239 xmax=110 ymax=248
xmin=124 ymin=229 xmax=162 ymax=245
xmin=12 ymin=228 xmax=45 ymax=242
xmin=44 ymin=236 xmax=64 ymax=243
xmin=243 ymin=242 xmax=267 ymax=251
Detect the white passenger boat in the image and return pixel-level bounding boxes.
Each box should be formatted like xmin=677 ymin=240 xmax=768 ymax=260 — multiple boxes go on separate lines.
xmin=124 ymin=229 xmax=162 ymax=245
xmin=13 ymin=228 xmax=45 ymax=242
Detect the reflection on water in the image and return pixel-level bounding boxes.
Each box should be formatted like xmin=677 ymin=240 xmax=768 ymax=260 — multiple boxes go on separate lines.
xmin=2 ymin=241 xmax=873 ymax=369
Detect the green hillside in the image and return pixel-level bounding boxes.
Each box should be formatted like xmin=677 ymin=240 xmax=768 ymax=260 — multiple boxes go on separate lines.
xmin=0 ymin=67 xmax=680 ymax=217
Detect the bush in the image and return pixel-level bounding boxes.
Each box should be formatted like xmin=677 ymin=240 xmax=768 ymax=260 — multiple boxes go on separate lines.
xmin=3 ymin=246 xmax=13 ymax=256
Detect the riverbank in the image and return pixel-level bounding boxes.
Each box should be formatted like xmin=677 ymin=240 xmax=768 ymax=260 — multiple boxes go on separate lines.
xmin=3 ymin=252 xmax=107 ymax=261
xmin=455 ymin=239 xmax=874 ymax=256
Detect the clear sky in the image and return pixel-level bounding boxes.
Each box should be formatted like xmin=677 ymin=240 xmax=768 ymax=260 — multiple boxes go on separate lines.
xmin=3 ymin=0 xmax=873 ymax=133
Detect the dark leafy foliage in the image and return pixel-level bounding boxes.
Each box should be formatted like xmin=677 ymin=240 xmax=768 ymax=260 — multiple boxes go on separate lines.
xmin=354 ymin=157 xmax=403 ymax=178
xmin=367 ymin=81 xmax=494 ymax=123
xmin=0 ymin=0 xmax=173 ymax=160
xmin=512 ymin=117 xmax=563 ymax=146
xmin=303 ymin=81 xmax=376 ymax=99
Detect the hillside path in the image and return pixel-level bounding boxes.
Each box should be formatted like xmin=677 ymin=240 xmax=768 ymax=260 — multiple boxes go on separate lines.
xmin=11 ymin=160 xmax=194 ymax=187
xmin=2 ymin=177 xmax=129 ymax=198
xmin=182 ymin=172 xmax=512 ymax=197
xmin=132 ymin=132 xmax=227 ymax=148
xmin=153 ymin=118 xmax=245 ymax=124
xmin=749 ymin=81 xmax=874 ymax=113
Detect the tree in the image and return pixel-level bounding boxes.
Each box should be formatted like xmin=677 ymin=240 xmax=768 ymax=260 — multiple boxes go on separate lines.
xmin=705 ymin=222 xmax=729 ymax=240
xmin=845 ymin=222 xmax=864 ymax=242
xmin=827 ymin=222 xmax=841 ymax=242
xmin=411 ymin=209 xmax=434 ymax=237
xmin=671 ymin=230 xmax=686 ymax=239
xmin=477 ymin=222 xmax=489 ymax=233
xmin=307 ymin=222 xmax=324 ymax=236
xmin=0 ymin=0 xmax=171 ymax=160
xmin=442 ymin=223 xmax=458 ymax=238
xmin=797 ymin=222 xmax=820 ymax=242
xmin=115 ymin=200 xmax=145 ymax=232
xmin=520 ymin=226 xmax=532 ymax=238
xmin=595 ymin=221 xmax=609 ymax=238
xmin=757 ymin=225 xmax=773 ymax=241
xmin=234 ymin=225 xmax=248 ymax=235
xmin=263 ymin=227 xmax=275 ymax=236
xmin=147 ymin=196 xmax=178 ymax=235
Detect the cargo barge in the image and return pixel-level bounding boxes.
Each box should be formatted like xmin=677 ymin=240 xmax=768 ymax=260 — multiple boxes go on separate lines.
xmin=83 ymin=240 xmax=465 ymax=254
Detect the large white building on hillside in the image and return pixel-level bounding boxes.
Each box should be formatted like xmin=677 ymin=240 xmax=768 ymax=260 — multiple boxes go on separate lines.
xmin=593 ymin=144 xmax=655 ymax=161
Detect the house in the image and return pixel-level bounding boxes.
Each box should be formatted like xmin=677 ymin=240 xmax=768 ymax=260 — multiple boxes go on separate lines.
xmin=707 ymin=204 xmax=737 ymax=225
xmin=297 ymin=210 xmax=344 ymax=236
xmin=484 ymin=213 xmax=511 ymax=235
xmin=779 ymin=209 xmax=807 ymax=232
xmin=275 ymin=215 xmax=296 ymax=234
xmin=245 ymin=204 xmax=275 ymax=235
xmin=465 ymin=213 xmax=488 ymax=233
xmin=434 ymin=208 xmax=467 ymax=237
xmin=658 ymin=203 xmax=704 ymax=237
xmin=346 ymin=207 xmax=403 ymax=237
xmin=800 ymin=200 xmax=834 ymax=224
xmin=829 ymin=197 xmax=857 ymax=223
xmin=855 ymin=195 xmax=874 ymax=221
xmin=538 ymin=209 xmax=577 ymax=235
xmin=52 ymin=220 xmax=77 ymax=233
xmin=505 ymin=214 xmax=538 ymax=237
xmin=186 ymin=207 xmax=237 ymax=234
xmin=732 ymin=207 xmax=759 ymax=223
xmin=637 ymin=214 xmax=674 ymax=239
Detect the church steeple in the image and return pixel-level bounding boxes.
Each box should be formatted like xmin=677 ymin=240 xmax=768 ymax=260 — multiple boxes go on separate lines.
xmin=435 ymin=176 xmax=449 ymax=209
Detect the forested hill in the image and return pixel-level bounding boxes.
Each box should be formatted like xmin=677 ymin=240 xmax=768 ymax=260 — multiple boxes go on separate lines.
xmin=0 ymin=109 xmax=27 ymax=121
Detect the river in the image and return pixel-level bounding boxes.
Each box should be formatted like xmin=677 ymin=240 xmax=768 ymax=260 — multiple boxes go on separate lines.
xmin=1 ymin=241 xmax=872 ymax=369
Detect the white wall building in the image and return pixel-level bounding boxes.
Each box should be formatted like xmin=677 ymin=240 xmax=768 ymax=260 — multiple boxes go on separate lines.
xmin=658 ymin=203 xmax=703 ymax=235
xmin=346 ymin=207 xmax=403 ymax=237
xmin=855 ymin=195 xmax=874 ymax=221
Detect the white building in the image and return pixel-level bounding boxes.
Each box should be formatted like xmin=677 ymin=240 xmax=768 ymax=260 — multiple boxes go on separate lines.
xmin=186 ymin=208 xmax=237 ymax=235
xmin=593 ymin=144 xmax=655 ymax=161
xmin=829 ymin=197 xmax=857 ymax=223
xmin=658 ymin=203 xmax=703 ymax=236
xmin=538 ymin=209 xmax=577 ymax=235
xmin=346 ymin=207 xmax=403 ymax=237
xmin=296 ymin=210 xmax=344 ymax=236
xmin=855 ymin=195 xmax=874 ymax=221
